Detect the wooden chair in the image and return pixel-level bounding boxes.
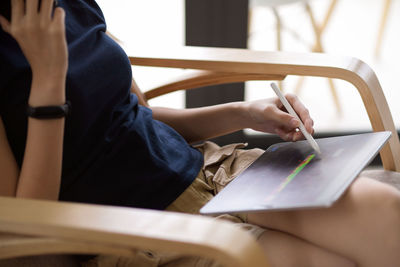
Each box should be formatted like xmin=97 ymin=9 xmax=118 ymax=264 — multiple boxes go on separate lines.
xmin=0 ymin=46 xmax=399 ymax=267
xmin=375 ymin=0 xmax=392 ymax=58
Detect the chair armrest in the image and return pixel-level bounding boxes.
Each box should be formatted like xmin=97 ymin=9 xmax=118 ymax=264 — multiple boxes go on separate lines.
xmin=128 ymin=46 xmax=400 ymax=172
xmin=142 ymin=70 xmax=285 ymax=100
xmin=0 ymin=196 xmax=269 ymax=267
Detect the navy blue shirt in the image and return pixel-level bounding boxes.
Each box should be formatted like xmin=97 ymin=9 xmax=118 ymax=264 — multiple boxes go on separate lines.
xmin=0 ymin=0 xmax=203 ymax=209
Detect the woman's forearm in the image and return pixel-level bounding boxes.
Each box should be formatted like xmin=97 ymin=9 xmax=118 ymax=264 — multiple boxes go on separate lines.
xmin=152 ymin=94 xmax=315 ymax=144
xmin=17 ymin=117 xmax=65 ymax=200
xmin=16 ymin=77 xmax=66 ymax=200
xmin=151 ymin=102 xmax=249 ymax=144
xmin=0 ymin=0 xmax=69 ymax=200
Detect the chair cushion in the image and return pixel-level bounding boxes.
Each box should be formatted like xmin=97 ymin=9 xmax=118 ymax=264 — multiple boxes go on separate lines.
xmin=360 ymin=169 xmax=400 ymax=191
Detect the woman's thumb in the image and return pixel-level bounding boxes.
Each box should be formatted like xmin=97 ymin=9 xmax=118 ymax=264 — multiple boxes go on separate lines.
xmin=0 ymin=15 xmax=11 ymax=34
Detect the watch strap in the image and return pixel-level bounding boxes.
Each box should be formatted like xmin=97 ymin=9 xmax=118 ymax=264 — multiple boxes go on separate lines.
xmin=27 ymin=101 xmax=71 ymax=119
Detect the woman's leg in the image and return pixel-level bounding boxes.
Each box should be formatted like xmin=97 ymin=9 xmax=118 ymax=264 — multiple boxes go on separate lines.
xmin=248 ymin=177 xmax=400 ymax=267
xmin=257 ymin=229 xmax=355 ymax=267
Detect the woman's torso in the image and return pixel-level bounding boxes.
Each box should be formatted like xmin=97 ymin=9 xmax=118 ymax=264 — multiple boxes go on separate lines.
xmin=0 ymin=0 xmax=203 ymax=209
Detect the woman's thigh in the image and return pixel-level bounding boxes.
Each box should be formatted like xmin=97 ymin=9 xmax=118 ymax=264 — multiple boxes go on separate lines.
xmin=257 ymin=229 xmax=355 ymax=267
xmin=247 ymin=177 xmax=400 ymax=266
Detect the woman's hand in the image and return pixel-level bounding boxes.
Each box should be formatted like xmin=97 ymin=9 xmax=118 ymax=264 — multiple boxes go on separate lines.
xmin=0 ymin=0 xmax=67 ymax=105
xmin=243 ymin=94 xmax=314 ymax=142
xmin=0 ymin=0 xmax=68 ymax=200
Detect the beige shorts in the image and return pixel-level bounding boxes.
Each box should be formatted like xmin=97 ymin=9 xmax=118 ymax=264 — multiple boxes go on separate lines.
xmin=167 ymin=141 xmax=266 ymax=238
xmin=83 ymin=141 xmax=266 ymax=267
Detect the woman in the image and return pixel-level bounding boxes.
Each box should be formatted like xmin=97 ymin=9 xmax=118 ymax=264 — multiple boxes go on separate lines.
xmin=0 ymin=1 xmax=399 ymax=266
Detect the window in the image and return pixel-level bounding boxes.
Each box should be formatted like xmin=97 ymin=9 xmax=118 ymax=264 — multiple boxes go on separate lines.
xmin=96 ymin=0 xmax=186 ymax=108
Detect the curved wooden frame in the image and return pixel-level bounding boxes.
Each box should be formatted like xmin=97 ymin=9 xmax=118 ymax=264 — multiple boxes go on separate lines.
xmin=143 ymin=70 xmax=285 ymax=99
xmin=0 ymin=196 xmax=269 ymax=267
xmin=129 ymin=46 xmax=400 ymax=172
xmin=1 ymin=47 xmax=399 ymax=267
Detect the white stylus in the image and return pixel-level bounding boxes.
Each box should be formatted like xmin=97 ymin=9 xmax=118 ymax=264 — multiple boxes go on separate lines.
xmin=270 ymin=83 xmax=321 ymax=155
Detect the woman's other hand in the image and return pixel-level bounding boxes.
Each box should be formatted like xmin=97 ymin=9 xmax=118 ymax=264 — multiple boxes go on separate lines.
xmin=243 ymin=93 xmax=315 ymax=142
xmin=0 ymin=0 xmax=67 ymax=105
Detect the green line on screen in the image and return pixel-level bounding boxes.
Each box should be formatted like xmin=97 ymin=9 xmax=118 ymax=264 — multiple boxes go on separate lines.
xmin=265 ymin=154 xmax=316 ymax=202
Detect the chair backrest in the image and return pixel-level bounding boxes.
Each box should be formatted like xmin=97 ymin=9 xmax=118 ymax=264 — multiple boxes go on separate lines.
xmin=129 ymin=46 xmax=400 ymax=172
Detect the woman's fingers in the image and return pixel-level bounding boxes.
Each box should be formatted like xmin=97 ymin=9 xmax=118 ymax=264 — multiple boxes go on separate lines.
xmin=270 ymin=105 xmax=300 ymax=130
xmin=284 ymin=93 xmax=314 ymax=134
xmin=11 ymin=0 xmax=56 ymax=23
xmin=26 ymin=0 xmax=39 ymax=18
xmin=293 ymin=130 xmax=304 ymax=142
xmin=275 ymin=128 xmax=295 ymax=142
xmin=304 ymin=118 xmax=314 ymax=135
xmin=272 ymin=108 xmax=300 ymax=142
xmin=52 ymin=7 xmax=65 ymax=30
xmin=41 ymin=0 xmax=55 ymax=22
xmin=272 ymin=93 xmax=315 ymax=142
xmin=285 ymin=93 xmax=309 ymax=122
xmin=11 ymin=0 xmax=24 ymax=24
xmin=247 ymin=94 xmax=315 ymax=142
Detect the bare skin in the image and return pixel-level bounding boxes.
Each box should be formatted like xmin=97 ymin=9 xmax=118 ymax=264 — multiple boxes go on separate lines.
xmin=249 ymin=177 xmax=400 ymax=267
xmin=0 ymin=0 xmax=67 ymax=199
xmin=131 ymin=68 xmax=400 ymax=267
xmin=1 ymin=1 xmax=399 ymax=266
xmin=256 ymin=228 xmax=356 ymax=267
xmin=145 ymin=80 xmax=400 ymax=266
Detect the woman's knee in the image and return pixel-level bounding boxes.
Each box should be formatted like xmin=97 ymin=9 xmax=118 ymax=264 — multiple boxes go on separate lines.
xmin=347 ymin=177 xmax=400 ymax=264
xmin=351 ymin=177 xmax=400 ymax=213
xmin=350 ymin=177 xmax=400 ymax=236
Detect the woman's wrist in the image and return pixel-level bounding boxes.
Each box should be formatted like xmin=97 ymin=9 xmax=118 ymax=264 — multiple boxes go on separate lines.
xmin=230 ymin=101 xmax=252 ymax=130
xmin=28 ymin=74 xmax=66 ymax=106
xmin=31 ymin=69 xmax=67 ymax=86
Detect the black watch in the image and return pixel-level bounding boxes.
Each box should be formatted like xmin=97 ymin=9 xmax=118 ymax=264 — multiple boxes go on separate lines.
xmin=27 ymin=101 xmax=71 ymax=119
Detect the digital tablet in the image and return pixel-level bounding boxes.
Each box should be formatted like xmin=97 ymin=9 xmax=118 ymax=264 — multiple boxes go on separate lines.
xmin=200 ymin=131 xmax=391 ymax=214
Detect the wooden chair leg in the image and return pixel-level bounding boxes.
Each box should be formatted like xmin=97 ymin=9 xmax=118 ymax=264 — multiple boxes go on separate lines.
xmin=319 ymin=0 xmax=338 ymax=34
xmin=272 ymin=7 xmax=282 ymax=51
xmin=272 ymin=7 xmax=284 ymax=91
xmin=294 ymin=75 xmax=305 ymax=96
xmin=375 ymin=0 xmax=392 ymax=58
xmin=295 ymin=1 xmax=341 ymax=114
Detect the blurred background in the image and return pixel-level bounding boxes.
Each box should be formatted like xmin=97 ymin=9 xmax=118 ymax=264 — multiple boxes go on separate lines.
xmin=96 ymin=0 xmax=400 ymax=152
